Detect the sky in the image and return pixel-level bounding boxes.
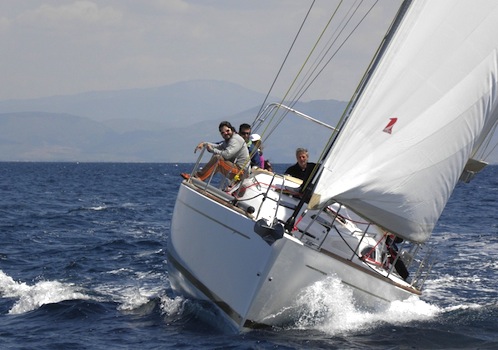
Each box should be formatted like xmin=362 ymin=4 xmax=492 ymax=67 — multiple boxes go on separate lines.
xmin=0 ymin=0 xmax=402 ymax=102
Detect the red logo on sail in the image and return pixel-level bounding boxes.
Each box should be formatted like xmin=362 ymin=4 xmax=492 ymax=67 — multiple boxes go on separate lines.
xmin=383 ymin=118 xmax=397 ymax=134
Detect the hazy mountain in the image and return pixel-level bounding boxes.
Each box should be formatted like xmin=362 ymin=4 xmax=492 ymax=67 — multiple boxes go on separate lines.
xmin=0 ymin=80 xmax=347 ymax=163
xmin=1 ymin=80 xmax=496 ymax=164
xmin=0 ymin=80 xmax=269 ymax=129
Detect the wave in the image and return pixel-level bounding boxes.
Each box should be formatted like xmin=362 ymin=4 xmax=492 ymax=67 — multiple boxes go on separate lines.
xmin=156 ymin=276 xmax=442 ymax=335
xmin=159 ymin=294 xmax=239 ymax=333
xmin=0 ymin=270 xmax=90 ymax=315
xmin=286 ymin=276 xmax=440 ymax=335
xmin=286 ymin=275 xmax=496 ymax=336
xmin=93 ymin=278 xmax=166 ymax=314
xmin=0 ymin=269 xmax=169 ymax=318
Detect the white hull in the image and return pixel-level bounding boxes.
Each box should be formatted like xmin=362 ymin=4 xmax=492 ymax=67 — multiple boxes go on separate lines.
xmin=168 ymin=173 xmax=423 ymax=331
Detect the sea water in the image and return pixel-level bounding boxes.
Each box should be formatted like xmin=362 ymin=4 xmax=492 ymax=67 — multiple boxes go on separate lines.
xmin=0 ymin=162 xmax=496 ymax=349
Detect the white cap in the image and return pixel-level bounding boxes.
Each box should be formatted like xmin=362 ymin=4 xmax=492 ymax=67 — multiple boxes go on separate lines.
xmin=250 ymin=134 xmax=261 ymax=142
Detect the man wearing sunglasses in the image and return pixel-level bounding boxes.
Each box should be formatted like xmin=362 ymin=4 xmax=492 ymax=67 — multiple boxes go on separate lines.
xmin=239 ymin=123 xmax=262 ymax=168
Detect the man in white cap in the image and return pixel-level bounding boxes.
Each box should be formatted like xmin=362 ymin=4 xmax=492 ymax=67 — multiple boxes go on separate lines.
xmin=250 ymin=133 xmax=264 ymax=168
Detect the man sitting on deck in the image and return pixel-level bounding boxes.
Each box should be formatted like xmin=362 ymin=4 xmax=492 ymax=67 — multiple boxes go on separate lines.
xmin=182 ymin=121 xmax=250 ymax=181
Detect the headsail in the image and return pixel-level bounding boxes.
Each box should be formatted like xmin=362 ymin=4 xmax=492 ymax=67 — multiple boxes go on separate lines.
xmin=309 ymin=0 xmax=498 ymax=243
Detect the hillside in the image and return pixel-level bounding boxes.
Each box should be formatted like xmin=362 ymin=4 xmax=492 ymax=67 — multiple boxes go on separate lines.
xmin=0 ymin=80 xmax=268 ymax=129
xmin=0 ymin=81 xmax=347 ymax=163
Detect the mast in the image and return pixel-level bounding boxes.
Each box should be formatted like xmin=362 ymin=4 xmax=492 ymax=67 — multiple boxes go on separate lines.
xmin=335 ymin=0 xmax=413 ymax=142
xmin=285 ymin=0 xmax=413 ymax=233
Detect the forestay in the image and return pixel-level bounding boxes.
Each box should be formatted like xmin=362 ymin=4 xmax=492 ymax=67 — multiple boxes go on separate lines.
xmin=309 ymin=0 xmax=498 ymax=243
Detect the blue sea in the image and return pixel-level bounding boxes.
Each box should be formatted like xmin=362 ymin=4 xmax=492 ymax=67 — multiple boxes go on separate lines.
xmin=0 ymin=162 xmax=496 ymax=349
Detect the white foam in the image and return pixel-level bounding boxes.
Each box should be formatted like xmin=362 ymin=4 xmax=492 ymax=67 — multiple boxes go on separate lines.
xmin=107 ymin=268 xmax=134 ymax=275
xmin=423 ymin=272 xmax=496 ymax=306
xmin=160 ymin=294 xmax=186 ymax=318
xmin=158 ymin=294 xmax=239 ymax=332
xmin=115 ymin=286 xmax=152 ymax=311
xmin=443 ymin=303 xmax=483 ymax=312
xmin=94 ymin=280 xmax=164 ymax=312
xmin=290 ymin=276 xmax=441 ymax=335
xmin=88 ymin=205 xmax=107 ymax=211
xmin=0 ymin=270 xmax=90 ymax=314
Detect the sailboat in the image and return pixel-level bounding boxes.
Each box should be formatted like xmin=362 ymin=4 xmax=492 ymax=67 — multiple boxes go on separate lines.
xmin=168 ymin=0 xmax=498 ymax=332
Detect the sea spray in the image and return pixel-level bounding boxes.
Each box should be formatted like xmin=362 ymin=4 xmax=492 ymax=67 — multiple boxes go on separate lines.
xmin=291 ymin=276 xmax=440 ymax=334
xmin=160 ymin=295 xmax=187 ymax=322
xmin=0 ymin=270 xmax=89 ymax=315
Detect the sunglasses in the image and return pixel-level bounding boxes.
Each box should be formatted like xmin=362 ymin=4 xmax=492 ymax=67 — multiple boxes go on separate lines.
xmin=240 ymin=132 xmax=250 ymax=135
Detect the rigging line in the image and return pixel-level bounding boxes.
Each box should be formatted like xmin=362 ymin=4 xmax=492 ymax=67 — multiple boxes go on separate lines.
xmin=291 ymin=0 xmax=379 ymax=112
xmin=253 ymin=0 xmax=317 ymax=124
xmin=301 ymin=0 xmax=382 ymax=167
xmin=328 ymin=0 xmax=412 ymax=138
xmin=291 ymin=0 xmax=363 ymax=101
xmin=277 ymin=0 xmax=344 ymax=109
xmin=278 ymin=0 xmax=379 ymax=177
xmin=291 ymin=1 xmax=407 ymax=221
xmin=294 ymin=0 xmax=371 ymax=106
xmin=256 ymin=1 xmax=345 ymax=140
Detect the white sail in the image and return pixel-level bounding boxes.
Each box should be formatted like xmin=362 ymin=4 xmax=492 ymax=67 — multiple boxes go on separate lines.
xmin=309 ymin=0 xmax=498 ymax=243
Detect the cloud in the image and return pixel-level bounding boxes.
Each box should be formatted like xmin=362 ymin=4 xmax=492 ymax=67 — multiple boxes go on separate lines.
xmin=0 ymin=1 xmax=402 ymax=101
xmin=148 ymin=0 xmax=190 ymax=13
xmin=0 ymin=17 xmax=10 ymax=33
xmin=17 ymin=1 xmax=122 ymax=27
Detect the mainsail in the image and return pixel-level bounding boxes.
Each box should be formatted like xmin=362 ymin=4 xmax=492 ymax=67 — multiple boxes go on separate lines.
xmin=309 ymin=0 xmax=498 ymax=243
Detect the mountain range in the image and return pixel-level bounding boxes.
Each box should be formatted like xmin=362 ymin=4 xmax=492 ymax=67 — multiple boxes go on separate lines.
xmin=0 ymin=80 xmax=347 ymax=163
